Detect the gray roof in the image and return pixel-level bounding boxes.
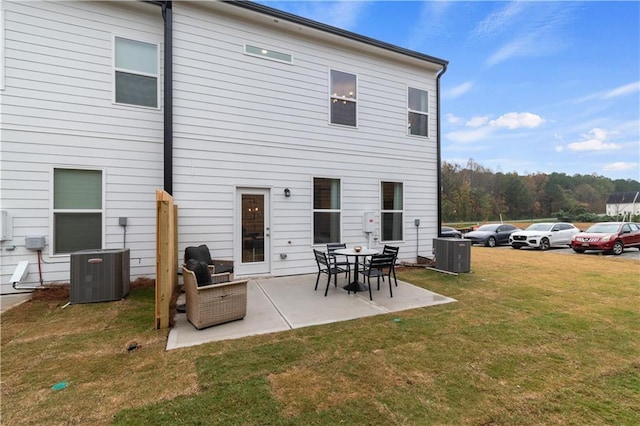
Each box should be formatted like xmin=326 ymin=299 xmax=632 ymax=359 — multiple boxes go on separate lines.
xmin=227 ymin=1 xmax=449 ymax=68
xmin=607 ymin=191 xmax=640 ymax=204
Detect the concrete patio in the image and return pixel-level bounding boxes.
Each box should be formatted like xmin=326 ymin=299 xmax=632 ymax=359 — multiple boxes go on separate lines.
xmin=167 ymin=273 xmax=456 ymax=350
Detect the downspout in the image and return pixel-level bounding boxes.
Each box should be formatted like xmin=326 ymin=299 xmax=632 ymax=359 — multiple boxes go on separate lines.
xmin=145 ymin=0 xmax=173 ymax=194
xmin=162 ymin=1 xmax=173 ymax=195
xmin=436 ymin=62 xmax=448 ymax=237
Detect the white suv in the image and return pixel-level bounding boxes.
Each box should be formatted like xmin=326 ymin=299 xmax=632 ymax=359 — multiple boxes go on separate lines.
xmin=509 ymin=222 xmax=581 ymax=250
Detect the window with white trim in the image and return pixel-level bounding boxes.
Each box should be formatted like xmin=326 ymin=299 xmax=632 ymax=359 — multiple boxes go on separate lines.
xmin=114 ymin=36 xmax=158 ymax=108
xmin=381 ymin=181 xmax=403 ymax=241
xmin=244 ymin=44 xmax=293 ymax=64
xmin=330 ymin=70 xmax=357 ymax=126
xmin=313 ymin=177 xmax=341 ymax=244
xmin=53 ymin=168 xmax=103 ymax=254
xmin=408 ymin=87 xmax=429 ymax=137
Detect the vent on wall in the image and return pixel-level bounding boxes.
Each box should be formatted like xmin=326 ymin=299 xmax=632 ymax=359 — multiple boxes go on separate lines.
xmin=70 ymin=249 xmax=130 ymax=304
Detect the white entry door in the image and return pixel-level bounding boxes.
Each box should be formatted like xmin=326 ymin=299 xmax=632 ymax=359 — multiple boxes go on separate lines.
xmin=235 ymin=188 xmax=270 ymax=276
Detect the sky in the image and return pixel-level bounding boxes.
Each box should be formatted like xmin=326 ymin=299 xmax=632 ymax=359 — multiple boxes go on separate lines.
xmin=258 ymin=1 xmax=640 ymax=181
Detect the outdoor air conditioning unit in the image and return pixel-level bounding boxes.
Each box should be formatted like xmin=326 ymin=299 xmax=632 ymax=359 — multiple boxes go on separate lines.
xmin=433 ymin=238 xmax=471 ymax=273
xmin=70 ymin=249 xmax=130 ymax=304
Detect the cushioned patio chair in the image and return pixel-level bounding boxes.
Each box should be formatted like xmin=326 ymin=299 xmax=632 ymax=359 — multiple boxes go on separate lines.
xmin=182 ymin=261 xmax=248 ymax=329
xmin=184 ymin=244 xmax=235 ymax=280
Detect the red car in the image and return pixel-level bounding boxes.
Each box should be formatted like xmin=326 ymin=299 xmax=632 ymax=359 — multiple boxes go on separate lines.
xmin=571 ymin=222 xmax=640 ymax=255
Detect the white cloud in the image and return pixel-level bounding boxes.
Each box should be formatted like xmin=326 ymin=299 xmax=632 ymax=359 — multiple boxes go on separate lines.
xmin=489 ymin=112 xmax=545 ymax=129
xmin=466 ymin=116 xmax=490 ymax=127
xmin=445 ymin=126 xmax=494 ymax=144
xmin=473 ymin=2 xmax=527 ymax=38
xmin=566 ymin=128 xmax=620 ymax=152
xmin=445 ymin=81 xmax=474 ymax=99
xmin=603 ymin=162 xmax=639 ymax=172
xmin=574 ymin=81 xmax=640 ymax=103
xmin=446 ymin=113 xmax=463 ymax=125
xmin=602 ymin=81 xmax=640 ymax=99
xmin=555 ymin=145 xmax=564 ymax=153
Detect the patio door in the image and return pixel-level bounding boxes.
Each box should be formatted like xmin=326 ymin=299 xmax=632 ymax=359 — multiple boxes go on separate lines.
xmin=235 ymin=188 xmax=270 ymax=276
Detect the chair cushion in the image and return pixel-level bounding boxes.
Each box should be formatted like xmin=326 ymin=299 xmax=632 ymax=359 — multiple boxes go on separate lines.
xmin=213 ymin=262 xmax=234 ymax=274
xmin=186 ymin=259 xmax=212 ymax=287
xmin=184 ymin=245 xmax=213 ymax=265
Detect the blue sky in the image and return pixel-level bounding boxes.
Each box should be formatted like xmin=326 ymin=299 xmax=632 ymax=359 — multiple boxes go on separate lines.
xmin=259 ymin=1 xmax=640 ymax=181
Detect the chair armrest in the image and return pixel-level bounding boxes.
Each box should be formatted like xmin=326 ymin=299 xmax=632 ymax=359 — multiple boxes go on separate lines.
xmin=195 ymin=279 xmax=248 ymax=292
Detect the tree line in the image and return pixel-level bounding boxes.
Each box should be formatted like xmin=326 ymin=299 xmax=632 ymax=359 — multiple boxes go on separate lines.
xmin=441 ymin=159 xmax=640 ymax=223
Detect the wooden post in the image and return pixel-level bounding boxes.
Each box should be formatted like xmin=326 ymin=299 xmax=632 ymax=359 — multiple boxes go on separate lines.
xmin=155 ymin=190 xmax=177 ymax=329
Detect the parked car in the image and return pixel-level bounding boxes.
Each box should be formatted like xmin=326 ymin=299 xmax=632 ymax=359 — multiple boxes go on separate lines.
xmin=571 ymin=222 xmax=640 ymax=255
xmin=440 ymin=226 xmax=462 ymax=238
xmin=509 ymin=222 xmax=581 ymax=250
xmin=463 ymin=223 xmax=520 ymax=247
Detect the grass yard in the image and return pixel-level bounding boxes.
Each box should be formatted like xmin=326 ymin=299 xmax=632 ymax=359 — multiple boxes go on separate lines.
xmin=1 ymin=248 xmax=639 ymax=425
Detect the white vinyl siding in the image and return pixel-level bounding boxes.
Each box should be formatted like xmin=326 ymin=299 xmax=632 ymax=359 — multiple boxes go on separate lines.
xmin=1 ymin=7 xmax=4 ymax=90
xmin=0 ymin=1 xmax=163 ymax=291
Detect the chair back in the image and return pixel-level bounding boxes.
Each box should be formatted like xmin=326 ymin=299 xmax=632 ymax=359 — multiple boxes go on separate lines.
xmin=184 ymin=244 xmax=213 ymax=265
xmin=369 ymin=254 xmax=395 ymax=270
xmin=383 ymin=245 xmax=399 ymax=263
xmin=313 ymin=249 xmax=329 ymax=269
xmin=326 ymin=243 xmax=346 ymax=255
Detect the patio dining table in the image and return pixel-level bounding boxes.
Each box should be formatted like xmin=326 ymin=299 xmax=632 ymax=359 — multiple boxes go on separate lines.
xmin=334 ymin=247 xmax=379 ymax=292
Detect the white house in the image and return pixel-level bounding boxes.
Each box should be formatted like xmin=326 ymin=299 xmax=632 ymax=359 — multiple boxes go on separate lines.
xmin=0 ymin=0 xmax=448 ymax=294
xmin=606 ymin=192 xmax=640 ymax=218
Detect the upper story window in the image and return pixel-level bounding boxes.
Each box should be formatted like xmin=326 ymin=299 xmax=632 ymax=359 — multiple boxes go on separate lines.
xmin=244 ymin=44 xmax=293 ymax=64
xmin=381 ymin=181 xmax=403 ymax=242
xmin=114 ymin=36 xmax=158 ymax=108
xmin=408 ymin=87 xmax=429 ymax=137
xmin=53 ymin=168 xmax=103 ymax=254
xmin=313 ymin=177 xmax=341 ymax=244
xmin=330 ymin=70 xmax=357 ymax=127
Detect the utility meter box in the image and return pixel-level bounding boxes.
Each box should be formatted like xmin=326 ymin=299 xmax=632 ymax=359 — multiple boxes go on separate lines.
xmin=25 ymin=235 xmax=46 ymax=251
xmin=363 ymin=212 xmax=376 ymax=233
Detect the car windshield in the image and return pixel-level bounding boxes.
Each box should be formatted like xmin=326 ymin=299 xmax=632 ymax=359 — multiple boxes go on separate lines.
xmin=526 ymin=223 xmax=552 ymax=231
xmin=586 ymin=223 xmax=620 ymax=233
xmin=476 ymin=224 xmax=499 ymax=232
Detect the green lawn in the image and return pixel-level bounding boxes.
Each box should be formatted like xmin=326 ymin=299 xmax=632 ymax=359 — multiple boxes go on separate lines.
xmin=1 ymin=248 xmax=639 ymax=425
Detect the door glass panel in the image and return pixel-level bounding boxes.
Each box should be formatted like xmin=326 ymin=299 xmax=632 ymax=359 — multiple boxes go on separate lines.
xmin=242 ymin=194 xmax=264 ymax=263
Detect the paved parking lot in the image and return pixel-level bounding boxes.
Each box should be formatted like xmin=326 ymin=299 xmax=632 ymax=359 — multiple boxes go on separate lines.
xmin=489 ymin=244 xmax=640 ymax=260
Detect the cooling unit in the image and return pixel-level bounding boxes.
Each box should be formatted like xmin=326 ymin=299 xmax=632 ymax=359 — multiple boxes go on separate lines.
xmin=433 ymin=238 xmax=471 ymax=273
xmin=70 ymin=249 xmax=130 ymax=304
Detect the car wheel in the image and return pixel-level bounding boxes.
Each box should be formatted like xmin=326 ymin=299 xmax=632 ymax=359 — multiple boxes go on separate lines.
xmin=612 ymin=241 xmax=624 ymax=255
xmin=540 ymin=238 xmax=550 ymax=251
xmin=572 ymin=248 xmax=585 ymax=253
xmin=487 ymin=237 xmax=496 ymax=247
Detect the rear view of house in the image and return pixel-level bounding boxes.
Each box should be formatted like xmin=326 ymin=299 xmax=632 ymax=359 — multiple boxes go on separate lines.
xmin=0 ymin=1 xmax=447 ymax=293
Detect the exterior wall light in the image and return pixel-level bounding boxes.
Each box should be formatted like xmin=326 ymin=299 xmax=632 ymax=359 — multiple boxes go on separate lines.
xmin=284 ymin=188 xmax=291 ymax=197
